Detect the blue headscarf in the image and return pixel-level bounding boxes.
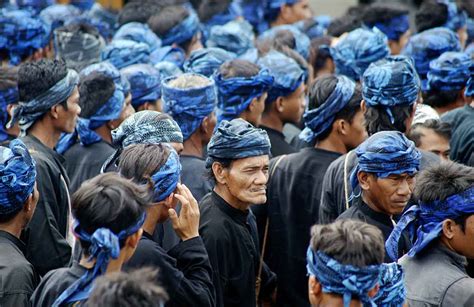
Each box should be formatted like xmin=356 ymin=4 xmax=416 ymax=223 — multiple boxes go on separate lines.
xmin=202 ymin=1 xmax=241 ymax=31
xmin=402 ymin=27 xmax=461 ymax=91
xmin=206 ymin=20 xmax=255 ymax=56
xmin=300 ymin=75 xmax=356 ymax=143
xmin=0 ymin=10 xmax=50 ymax=65
xmin=161 ymin=8 xmax=200 ymax=46
xmin=150 ymin=46 xmax=186 ymax=68
xmin=386 ymin=186 xmax=474 ymax=261
xmin=350 ymin=131 xmax=421 ymax=192
xmin=162 ymin=73 xmax=217 ymax=140
xmin=373 ymin=263 xmax=406 ymax=307
xmin=257 ymin=50 xmax=305 ymax=104
xmin=466 ymin=77 xmax=474 ymax=97
xmin=306 ymin=247 xmax=381 ymax=307
xmin=467 ymin=18 xmax=474 ymax=46
xmin=39 ymin=4 xmax=81 ymax=31
xmin=121 ymin=64 xmax=162 ymax=109
xmin=183 ymin=47 xmax=236 ymax=77
xmin=101 ymin=39 xmax=151 ymax=69
xmin=427 ymin=51 xmax=473 ymax=92
xmin=438 ymin=0 xmax=467 ymax=32
xmin=0 ymin=85 xmax=18 ymax=142
xmin=16 ymin=0 xmax=55 ymax=13
xmin=66 ymin=14 xmax=112 ymax=40
xmin=365 ymin=14 xmax=410 ymax=41
xmin=240 ymin=0 xmax=265 ymax=34
xmin=0 ymin=139 xmax=36 ymax=216
xmin=53 ymin=212 xmax=146 ymax=306
xmin=206 ymin=118 xmax=270 ymax=168
xmin=69 ymin=0 xmax=94 ymax=11
xmin=113 ymin=22 xmax=162 ymax=52
xmin=80 ymin=61 xmax=130 ymax=96
xmin=154 ymin=61 xmax=183 ymax=79
xmin=87 ymin=3 xmax=117 ymax=36
xmin=214 ymin=68 xmax=274 ymax=123
xmin=294 ymin=17 xmax=326 ymax=40
xmin=7 ymin=69 xmax=79 ymax=134
xmin=362 ymin=55 xmax=420 ymax=124
xmin=150 ymin=146 xmax=181 ymax=202
xmin=331 ymin=27 xmax=390 ymax=81
xmin=258 ymin=24 xmax=311 ymax=60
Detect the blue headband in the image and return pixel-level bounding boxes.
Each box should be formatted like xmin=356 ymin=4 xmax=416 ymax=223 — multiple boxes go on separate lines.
xmin=162 ymin=73 xmax=217 ymax=140
xmin=214 ymin=68 xmax=274 ymax=124
xmin=402 ymin=27 xmax=461 ymax=91
xmin=206 ymin=118 xmax=270 ymax=168
xmin=121 ymin=64 xmax=162 ymax=109
xmin=240 ymin=0 xmax=265 ymax=34
xmin=8 ymin=69 xmax=79 ymax=134
xmin=373 ymin=263 xmax=406 ymax=307
xmin=332 ymin=27 xmax=390 ymax=81
xmin=101 ymin=39 xmax=151 ymax=69
xmin=154 ymin=61 xmax=183 ymax=79
xmin=350 ymin=131 xmax=421 ymax=192
xmin=70 ymin=0 xmax=94 ymax=11
xmin=294 ymin=16 xmax=326 ymax=40
xmin=161 ymin=9 xmax=199 ymax=46
xmin=206 ymin=20 xmax=255 ymax=56
xmin=368 ymin=14 xmax=410 ymax=41
xmin=0 ymin=139 xmax=36 ymax=216
xmin=66 ymin=15 xmax=112 ymax=40
xmin=113 ymin=22 xmax=162 ymax=52
xmin=466 ymin=77 xmax=474 ymax=97
xmin=202 ymin=1 xmax=241 ymax=30
xmin=257 ymin=50 xmax=305 ymax=104
xmin=438 ymin=0 xmax=467 ymax=31
xmin=258 ymin=24 xmax=311 ymax=60
xmin=80 ymin=61 xmax=130 ymax=96
xmin=306 ymin=248 xmax=381 ymax=307
xmin=0 ymin=87 xmax=18 ymax=142
xmin=16 ymin=0 xmax=55 ymax=13
xmin=427 ymin=51 xmax=472 ymax=92
xmin=362 ymin=55 xmax=420 ymax=124
xmin=53 ymin=212 xmax=146 ymax=306
xmin=150 ymin=46 xmax=186 ymax=68
xmin=386 ymin=186 xmax=474 ymax=261
xmin=184 ymin=47 xmax=236 ymax=77
xmin=39 ymin=4 xmax=81 ymax=31
xmin=300 ymin=75 xmax=356 ymax=143
xmin=87 ymin=3 xmax=117 ymax=34
xmin=151 ymin=146 xmax=181 ymax=202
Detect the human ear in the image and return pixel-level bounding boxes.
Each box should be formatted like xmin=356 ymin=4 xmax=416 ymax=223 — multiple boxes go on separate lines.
xmin=212 ymin=162 xmax=228 ymax=185
xmin=275 ymin=96 xmax=285 ymax=113
xmin=126 ymin=228 xmax=143 ymax=249
xmin=360 ymin=100 xmax=367 ymax=113
xmin=357 ymin=171 xmax=370 ymax=191
xmin=442 ymin=219 xmax=457 ymax=240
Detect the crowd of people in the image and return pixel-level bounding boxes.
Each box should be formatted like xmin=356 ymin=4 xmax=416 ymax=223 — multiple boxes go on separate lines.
xmin=0 ymin=0 xmax=473 ymax=306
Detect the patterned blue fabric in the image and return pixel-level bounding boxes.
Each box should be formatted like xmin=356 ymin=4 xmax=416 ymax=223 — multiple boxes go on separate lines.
xmin=466 ymin=77 xmax=474 ymax=97
xmin=87 ymin=3 xmax=117 ymax=36
xmin=101 ymin=39 xmax=150 ymax=69
xmin=113 ymin=22 xmax=161 ymax=52
xmin=154 ymin=61 xmax=183 ymax=79
xmin=183 ymin=47 xmax=236 ymax=77
xmin=386 ymin=186 xmax=474 ymax=261
xmin=258 ymin=24 xmax=311 ymax=60
xmin=0 ymin=10 xmax=50 ymax=64
xmin=53 ymin=212 xmax=146 ymax=306
xmin=402 ymin=27 xmax=461 ymax=91
xmin=306 ymin=248 xmax=381 ymax=307
xmin=300 ymin=75 xmax=356 ymax=142
xmin=162 ymin=73 xmax=217 ymax=140
xmin=7 ymin=69 xmax=79 ymax=133
xmin=350 ymin=131 xmax=421 ymax=191
xmin=331 ymin=27 xmax=390 ymax=81
xmin=373 ymin=263 xmax=406 ymax=307
xmin=81 ymin=61 xmax=130 ymax=94
xmin=362 ymin=55 xmax=420 ymax=124
xmin=66 ymin=14 xmax=112 ymax=40
xmin=161 ymin=9 xmax=199 ymax=46
xmin=214 ymin=68 xmax=274 ymax=123
xmin=294 ymin=16 xmax=326 ymax=40
xmin=150 ymin=46 xmax=186 ymax=68
xmin=240 ymin=0 xmax=265 ymax=34
xmin=206 ymin=20 xmax=254 ymax=56
xmin=206 ymin=118 xmax=270 ymax=168
xmin=16 ymin=0 xmax=54 ymax=13
xmin=202 ymin=1 xmax=241 ymax=31
xmin=366 ymin=14 xmax=410 ymax=41
xmin=151 ymin=146 xmax=181 ymax=202
xmin=39 ymin=4 xmax=81 ymax=31
xmin=69 ymin=0 xmax=94 ymax=11
xmin=0 ymin=87 xmax=18 ymax=142
xmin=427 ymin=51 xmax=473 ymax=91
xmin=0 ymin=139 xmax=36 ymax=216
xmin=121 ymin=64 xmax=162 ymax=109
xmin=438 ymin=0 xmax=467 ymax=32
xmin=257 ymin=50 xmax=305 ymax=104
xmin=467 ymin=18 xmax=474 ymax=46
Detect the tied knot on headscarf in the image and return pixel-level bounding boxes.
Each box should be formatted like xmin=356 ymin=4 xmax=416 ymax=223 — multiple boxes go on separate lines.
xmin=427 ymin=51 xmax=473 ymax=92
xmin=299 ymin=75 xmax=356 ymax=143
xmin=101 ymin=39 xmax=150 ymax=70
xmin=162 ymin=9 xmax=199 ymax=46
xmin=89 ymin=228 xmax=121 ymax=267
xmin=113 ymin=22 xmax=162 ymax=52
xmin=214 ymin=68 xmax=274 ymax=123
xmin=184 ymin=47 xmax=236 ymax=77
xmin=150 ymin=146 xmax=182 ymax=202
xmin=306 ymin=248 xmax=381 ymax=307
xmin=207 ymin=20 xmax=255 ymax=56
xmin=121 ymin=64 xmax=162 ymax=108
xmin=206 ymin=118 xmax=270 ymax=168
xmin=362 ymin=55 xmax=420 ymax=124
xmin=386 ymin=186 xmax=474 ymax=261
xmin=373 ymin=263 xmax=406 ymax=306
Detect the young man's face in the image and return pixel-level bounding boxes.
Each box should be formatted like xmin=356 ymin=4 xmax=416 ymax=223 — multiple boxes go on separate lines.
xmin=344 ymin=110 xmax=367 ymax=151
xmin=416 ymin=127 xmax=450 ymax=160
xmin=450 ymin=214 xmax=474 ymax=259
xmin=56 ymin=87 xmax=81 ymax=133
xmin=281 ymin=82 xmax=306 ymax=125
xmin=283 ymin=0 xmax=312 ymax=24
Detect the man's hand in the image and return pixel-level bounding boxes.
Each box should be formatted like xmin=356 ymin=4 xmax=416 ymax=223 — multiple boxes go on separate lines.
xmin=168 ymin=183 xmax=200 ymax=241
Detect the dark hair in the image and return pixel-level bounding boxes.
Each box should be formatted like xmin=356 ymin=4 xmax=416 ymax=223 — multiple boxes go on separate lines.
xmin=364 ymin=104 xmax=413 ymax=135
xmin=118 ymin=1 xmax=161 ymax=26
xmin=423 ymin=89 xmax=460 ymax=109
xmin=0 ymin=67 xmax=18 ymax=91
xmin=327 ymin=6 xmax=364 ymax=37
xmin=461 ymin=0 xmax=474 ymax=18
xmin=87 ymin=267 xmax=168 ymax=307
xmin=362 ymin=3 xmax=409 ymax=31
xmin=118 ymin=143 xmax=171 ymax=187
xmin=415 ymin=0 xmax=449 ymax=32
xmin=307 ymin=75 xmax=362 ymax=141
xmin=72 ymin=173 xmax=152 ymax=252
xmin=308 ymin=37 xmax=333 ymax=76
xmin=219 ymin=59 xmax=260 ymax=79
xmin=78 ymin=72 xmax=115 ymax=119
xmin=197 ymin=0 xmax=232 ymax=23
xmin=310 ymin=219 xmax=385 ymax=267
xmin=408 ymin=119 xmax=452 ymax=147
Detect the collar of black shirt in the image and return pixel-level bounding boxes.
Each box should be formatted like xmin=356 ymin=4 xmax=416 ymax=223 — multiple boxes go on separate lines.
xmin=355 ymin=197 xmax=396 ymax=227
xmin=211 ymin=191 xmax=249 ymax=225
xmin=0 ymin=229 xmax=26 ymax=254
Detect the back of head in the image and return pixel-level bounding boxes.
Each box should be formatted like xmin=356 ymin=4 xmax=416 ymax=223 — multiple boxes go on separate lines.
xmin=409 ymin=118 xmax=452 ymax=147
xmin=184 ymin=47 xmax=236 ymax=77
xmin=0 ymin=67 xmax=18 ymax=107
xmin=198 ymin=0 xmax=232 ymax=23
xmin=327 ymin=14 xmax=362 ymax=37
xmin=78 ymin=72 xmax=116 ymax=119
xmin=361 ymin=2 xmax=409 ymax=41
xmin=219 ymin=59 xmax=260 ymax=79
xmin=118 ymin=1 xmax=161 ymax=27
xmin=148 ymin=5 xmax=188 ymax=38
xmin=415 ymin=0 xmax=449 ymax=32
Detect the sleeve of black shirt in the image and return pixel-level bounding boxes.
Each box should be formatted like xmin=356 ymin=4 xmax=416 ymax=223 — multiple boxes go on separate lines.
xmin=319 ymin=157 xmax=343 ymax=224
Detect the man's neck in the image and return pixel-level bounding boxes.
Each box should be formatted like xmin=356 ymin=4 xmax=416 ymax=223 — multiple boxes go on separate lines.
xmin=182 ymin=133 xmax=204 ymax=157
xmin=435 ymin=100 xmax=465 ymax=115
xmin=0 ymin=217 xmax=23 ymax=239
xmin=214 ymin=185 xmax=250 ymax=212
xmin=94 ymin=125 xmax=112 ymax=144
xmin=319 ymin=294 xmax=363 ymax=307
xmin=362 ymin=193 xmax=391 ymax=217
xmin=261 ymin=112 xmax=284 ymax=132
xmin=79 ymin=254 xmax=124 ymax=273
xmin=315 ymin=134 xmax=348 ymax=154
xmin=28 ymin=120 xmax=61 ymax=149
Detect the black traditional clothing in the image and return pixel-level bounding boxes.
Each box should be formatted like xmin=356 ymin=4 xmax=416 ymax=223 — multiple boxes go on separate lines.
xmin=125 ymin=232 xmax=215 ymax=307
xmin=260 ymin=126 xmax=296 ymax=157
xmin=20 ymin=135 xmax=72 ymax=276
xmin=0 ymin=230 xmax=39 ymax=306
xmin=180 ymin=155 xmax=213 ymax=202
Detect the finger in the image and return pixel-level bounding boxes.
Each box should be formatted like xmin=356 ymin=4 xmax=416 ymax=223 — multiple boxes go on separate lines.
xmin=174 ymin=194 xmax=189 ymax=212
xmin=168 ymin=208 xmax=179 ymax=229
xmin=180 ymin=184 xmax=198 ymax=209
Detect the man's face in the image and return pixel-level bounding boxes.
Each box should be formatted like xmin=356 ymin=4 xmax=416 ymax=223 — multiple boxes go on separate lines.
xmin=283 ymin=0 xmax=312 ymax=24
xmin=110 ymin=93 xmax=135 ymax=129
xmin=56 ymin=87 xmax=81 ymax=133
xmin=450 ymin=215 xmax=474 ymax=259
xmin=224 ymin=155 xmax=269 ymax=206
xmin=362 ymin=172 xmax=416 ymax=215
xmin=344 ymin=110 xmax=367 ymax=151
xmin=247 ymin=92 xmax=267 ymax=127
xmin=416 ymin=127 xmax=450 ymax=160
xmin=281 ymin=82 xmax=306 ymax=125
